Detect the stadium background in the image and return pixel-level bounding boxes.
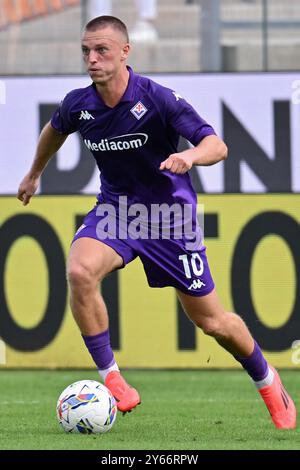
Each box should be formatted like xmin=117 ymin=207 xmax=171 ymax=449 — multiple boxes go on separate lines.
xmin=0 ymin=0 xmax=299 ymax=370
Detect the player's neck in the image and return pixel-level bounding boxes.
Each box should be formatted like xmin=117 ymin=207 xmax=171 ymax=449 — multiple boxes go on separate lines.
xmin=95 ymin=67 xmax=129 ymax=108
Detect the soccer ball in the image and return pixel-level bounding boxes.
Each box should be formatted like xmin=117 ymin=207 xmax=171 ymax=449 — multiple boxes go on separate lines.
xmin=56 ymin=379 xmax=117 ymax=434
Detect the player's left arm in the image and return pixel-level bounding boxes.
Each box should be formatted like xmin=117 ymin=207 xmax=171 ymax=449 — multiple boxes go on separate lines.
xmin=159 ymin=135 xmax=227 ymax=174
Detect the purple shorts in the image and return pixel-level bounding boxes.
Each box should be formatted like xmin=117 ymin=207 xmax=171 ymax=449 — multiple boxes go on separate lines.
xmin=73 ymin=202 xmax=215 ymax=297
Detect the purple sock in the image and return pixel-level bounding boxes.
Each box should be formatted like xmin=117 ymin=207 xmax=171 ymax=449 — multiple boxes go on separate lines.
xmin=82 ymin=329 xmax=115 ymax=370
xmin=235 ymin=340 xmax=268 ymax=382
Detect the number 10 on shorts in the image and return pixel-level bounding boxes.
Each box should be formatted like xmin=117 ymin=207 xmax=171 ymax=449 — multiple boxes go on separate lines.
xmin=179 ymin=253 xmax=204 ymax=279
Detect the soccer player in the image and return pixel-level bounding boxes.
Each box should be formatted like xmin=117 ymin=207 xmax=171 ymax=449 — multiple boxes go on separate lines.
xmin=17 ymin=16 xmax=296 ymax=428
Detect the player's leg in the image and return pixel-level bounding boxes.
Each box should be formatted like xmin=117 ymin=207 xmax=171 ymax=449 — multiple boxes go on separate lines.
xmin=67 ymin=237 xmax=122 ymax=335
xmin=177 ymin=288 xmax=296 ymax=429
xmin=177 ymin=288 xmax=254 ymax=356
xmin=67 ymin=237 xmax=140 ymax=412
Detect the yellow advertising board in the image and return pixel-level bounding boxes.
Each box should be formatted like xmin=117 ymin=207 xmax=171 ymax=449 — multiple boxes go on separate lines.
xmin=0 ymin=195 xmax=299 ymax=368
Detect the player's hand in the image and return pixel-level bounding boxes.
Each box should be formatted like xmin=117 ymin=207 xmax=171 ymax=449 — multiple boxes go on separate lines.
xmin=159 ymin=153 xmax=194 ymax=174
xmin=17 ymin=173 xmax=40 ymax=206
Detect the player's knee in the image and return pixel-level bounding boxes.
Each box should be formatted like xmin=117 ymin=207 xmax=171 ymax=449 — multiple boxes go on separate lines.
xmin=199 ymin=318 xmax=223 ymax=338
xmin=67 ymin=262 xmax=95 ymax=288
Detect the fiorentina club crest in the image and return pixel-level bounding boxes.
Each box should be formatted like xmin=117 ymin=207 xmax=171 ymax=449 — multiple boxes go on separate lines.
xmin=130 ymin=101 xmax=148 ymax=120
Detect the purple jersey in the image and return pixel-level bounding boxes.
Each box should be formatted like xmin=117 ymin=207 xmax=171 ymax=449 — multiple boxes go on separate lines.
xmin=51 ymin=66 xmax=215 ymax=208
xmin=52 ymin=67 xmax=216 ymax=296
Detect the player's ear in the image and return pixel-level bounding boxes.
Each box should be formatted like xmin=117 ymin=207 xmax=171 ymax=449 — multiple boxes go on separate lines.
xmin=121 ymin=43 xmax=130 ymax=61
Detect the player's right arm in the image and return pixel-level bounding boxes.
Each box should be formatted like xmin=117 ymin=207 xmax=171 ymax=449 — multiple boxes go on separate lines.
xmin=17 ymin=122 xmax=68 ymax=206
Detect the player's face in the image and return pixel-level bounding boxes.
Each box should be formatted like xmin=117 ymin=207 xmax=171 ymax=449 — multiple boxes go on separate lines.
xmin=81 ymin=27 xmax=130 ymax=84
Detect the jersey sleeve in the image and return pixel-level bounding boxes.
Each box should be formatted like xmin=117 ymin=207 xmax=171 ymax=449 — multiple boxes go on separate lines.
xmin=51 ymin=92 xmax=78 ymax=135
xmin=164 ymin=90 xmax=216 ymax=146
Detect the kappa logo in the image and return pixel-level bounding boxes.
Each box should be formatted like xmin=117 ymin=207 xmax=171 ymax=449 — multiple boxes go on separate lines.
xmin=188 ymin=279 xmax=206 ymax=290
xmin=130 ymin=101 xmax=148 ymax=120
xmin=172 ymin=91 xmax=183 ymax=102
xmin=79 ymin=110 xmax=95 ymax=120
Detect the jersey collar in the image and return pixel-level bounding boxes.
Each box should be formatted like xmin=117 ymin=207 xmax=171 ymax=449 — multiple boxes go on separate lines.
xmin=121 ymin=66 xmax=137 ymax=102
xmin=91 ymin=66 xmax=137 ymax=107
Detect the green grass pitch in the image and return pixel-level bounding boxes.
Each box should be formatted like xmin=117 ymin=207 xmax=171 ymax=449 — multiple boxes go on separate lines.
xmin=0 ymin=370 xmax=299 ymax=450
